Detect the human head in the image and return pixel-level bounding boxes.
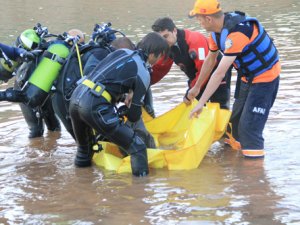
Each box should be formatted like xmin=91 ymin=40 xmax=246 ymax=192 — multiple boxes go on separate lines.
xmin=151 ymin=17 xmax=177 ymax=47
xmin=68 ymin=29 xmax=85 ymax=44
xmin=111 ymin=37 xmax=136 ymax=50
xmin=189 ymin=0 xmax=222 ymax=17
xmin=189 ymin=0 xmax=224 ymax=32
xmin=136 ymin=32 xmax=169 ymax=65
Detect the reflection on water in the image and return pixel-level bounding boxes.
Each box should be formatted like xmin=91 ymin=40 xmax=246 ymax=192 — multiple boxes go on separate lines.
xmin=1 ymin=0 xmax=300 ymax=224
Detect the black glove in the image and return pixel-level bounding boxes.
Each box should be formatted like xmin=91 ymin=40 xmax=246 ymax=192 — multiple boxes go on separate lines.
xmin=144 ymin=105 xmax=155 ymax=118
xmin=0 ymin=87 xmax=24 ymax=102
xmin=19 ymin=50 xmax=35 ymax=62
xmin=117 ymin=105 xmax=129 ymax=118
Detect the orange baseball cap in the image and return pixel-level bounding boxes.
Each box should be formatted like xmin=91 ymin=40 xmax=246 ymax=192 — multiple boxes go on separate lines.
xmin=189 ymin=0 xmax=222 ymax=17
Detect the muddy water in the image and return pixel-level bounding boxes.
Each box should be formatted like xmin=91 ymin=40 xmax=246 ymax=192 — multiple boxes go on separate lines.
xmin=0 ymin=0 xmax=300 ymax=224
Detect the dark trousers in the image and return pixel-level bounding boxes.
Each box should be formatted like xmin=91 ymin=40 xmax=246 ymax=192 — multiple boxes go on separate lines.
xmin=230 ymin=76 xmax=279 ymax=150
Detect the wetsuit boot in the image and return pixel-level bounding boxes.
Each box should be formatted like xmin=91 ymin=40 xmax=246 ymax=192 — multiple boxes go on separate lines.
xmin=75 ymin=144 xmax=93 ymax=167
xmin=127 ymin=135 xmax=149 ymax=177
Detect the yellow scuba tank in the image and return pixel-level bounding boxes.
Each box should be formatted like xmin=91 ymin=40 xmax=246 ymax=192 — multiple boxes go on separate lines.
xmin=24 ymin=41 xmax=70 ymax=107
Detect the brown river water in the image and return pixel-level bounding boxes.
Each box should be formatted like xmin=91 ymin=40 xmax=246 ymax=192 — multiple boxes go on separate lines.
xmin=0 ymin=0 xmax=300 ymax=224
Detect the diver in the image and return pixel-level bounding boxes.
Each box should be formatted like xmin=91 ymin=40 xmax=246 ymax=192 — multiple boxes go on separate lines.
xmin=0 ymin=26 xmax=79 ymax=137
xmin=0 ymin=25 xmax=61 ymax=138
xmin=14 ymin=26 xmax=62 ymax=138
xmin=51 ymin=23 xmax=117 ymax=138
xmin=69 ymin=32 xmax=169 ymax=176
xmin=52 ymin=23 xmax=156 ymax=141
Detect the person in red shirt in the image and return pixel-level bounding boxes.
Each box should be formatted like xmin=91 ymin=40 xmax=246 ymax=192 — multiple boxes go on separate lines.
xmin=188 ymin=0 xmax=280 ymax=158
xmin=151 ymin=17 xmax=231 ymax=109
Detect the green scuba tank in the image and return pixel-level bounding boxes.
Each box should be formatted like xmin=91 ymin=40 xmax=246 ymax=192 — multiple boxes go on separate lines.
xmin=24 ymin=42 xmax=70 ymax=107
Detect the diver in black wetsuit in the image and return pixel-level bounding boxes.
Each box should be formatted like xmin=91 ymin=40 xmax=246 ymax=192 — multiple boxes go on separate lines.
xmin=51 ymin=24 xmax=118 ymax=138
xmin=0 ymin=27 xmax=61 ymax=138
xmin=69 ymin=32 xmax=169 ymax=176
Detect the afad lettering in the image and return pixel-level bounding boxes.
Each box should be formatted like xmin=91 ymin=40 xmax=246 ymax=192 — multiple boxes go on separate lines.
xmin=252 ymin=107 xmax=266 ymax=115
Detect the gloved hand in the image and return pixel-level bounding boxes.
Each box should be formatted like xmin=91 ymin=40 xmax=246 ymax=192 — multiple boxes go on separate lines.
xmin=117 ymin=105 xmax=129 ymax=118
xmin=0 ymin=87 xmax=24 ymax=102
xmin=143 ymin=104 xmax=155 ymax=118
xmin=19 ymin=50 xmax=35 ymax=62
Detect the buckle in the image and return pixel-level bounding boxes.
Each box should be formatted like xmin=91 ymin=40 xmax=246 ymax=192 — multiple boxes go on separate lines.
xmin=49 ymin=53 xmax=65 ymax=64
xmin=76 ymin=76 xmax=87 ymax=85
xmin=90 ymin=82 xmax=106 ymax=97
xmin=50 ymin=53 xmax=57 ymax=61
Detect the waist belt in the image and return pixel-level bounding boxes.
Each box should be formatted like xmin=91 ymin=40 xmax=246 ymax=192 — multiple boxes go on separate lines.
xmin=81 ymin=79 xmax=112 ymax=103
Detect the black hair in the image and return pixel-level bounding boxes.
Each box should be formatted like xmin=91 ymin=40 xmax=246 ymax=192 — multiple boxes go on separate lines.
xmin=151 ymin=17 xmax=176 ymax=32
xmin=136 ymin=32 xmax=169 ymax=58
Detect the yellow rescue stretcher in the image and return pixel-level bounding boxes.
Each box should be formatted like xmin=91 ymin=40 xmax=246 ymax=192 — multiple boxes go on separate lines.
xmin=93 ymin=101 xmax=231 ymax=173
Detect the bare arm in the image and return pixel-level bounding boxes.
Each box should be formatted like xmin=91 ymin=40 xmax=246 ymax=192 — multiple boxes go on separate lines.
xmin=189 ymin=55 xmax=236 ymax=118
xmin=185 ymin=51 xmax=218 ymax=104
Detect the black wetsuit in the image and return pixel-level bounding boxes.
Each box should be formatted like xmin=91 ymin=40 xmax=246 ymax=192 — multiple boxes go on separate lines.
xmin=69 ymin=48 xmax=150 ymax=176
xmin=52 ymin=44 xmax=113 ymax=138
xmin=14 ymin=57 xmax=61 ymax=138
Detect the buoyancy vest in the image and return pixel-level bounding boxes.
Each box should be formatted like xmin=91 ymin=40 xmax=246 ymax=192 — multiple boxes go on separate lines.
xmin=55 ymin=44 xmax=113 ymax=100
xmin=211 ymin=11 xmax=279 ymax=79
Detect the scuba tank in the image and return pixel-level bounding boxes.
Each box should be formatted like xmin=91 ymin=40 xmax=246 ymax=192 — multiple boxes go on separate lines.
xmin=24 ymin=41 xmax=70 ymax=107
xmin=0 ymin=58 xmax=18 ymax=82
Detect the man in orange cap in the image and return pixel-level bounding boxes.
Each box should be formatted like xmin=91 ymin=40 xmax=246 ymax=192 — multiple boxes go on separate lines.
xmin=187 ymin=0 xmax=281 ymax=158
